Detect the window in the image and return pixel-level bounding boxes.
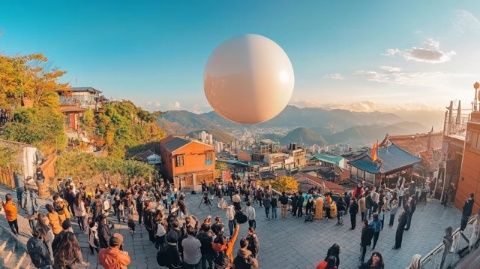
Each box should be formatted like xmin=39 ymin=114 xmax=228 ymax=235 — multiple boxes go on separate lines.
xmin=175 ymin=155 xmax=184 ymax=167
xmin=469 ymin=131 xmax=480 ymax=151
xmin=205 ymin=151 xmax=213 ymax=165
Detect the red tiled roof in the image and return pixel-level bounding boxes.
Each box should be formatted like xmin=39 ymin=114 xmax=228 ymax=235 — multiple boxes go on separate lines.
xmin=294 ymin=173 xmax=345 ymax=194
xmin=388 ymin=132 xmax=443 ymax=155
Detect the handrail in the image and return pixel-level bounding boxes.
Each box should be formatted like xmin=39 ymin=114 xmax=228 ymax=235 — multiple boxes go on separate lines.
xmin=420 ymin=215 xmax=477 ymax=268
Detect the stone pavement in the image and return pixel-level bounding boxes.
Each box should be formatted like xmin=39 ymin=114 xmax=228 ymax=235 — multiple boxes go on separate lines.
xmin=0 ymin=184 xmax=463 ymax=269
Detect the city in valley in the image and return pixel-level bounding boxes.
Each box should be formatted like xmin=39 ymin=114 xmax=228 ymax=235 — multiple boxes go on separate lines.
xmin=0 ymin=1 xmax=479 ymax=269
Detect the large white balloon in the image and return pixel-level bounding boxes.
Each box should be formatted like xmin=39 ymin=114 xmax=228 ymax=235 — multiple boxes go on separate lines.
xmin=204 ymin=34 xmax=294 ymax=124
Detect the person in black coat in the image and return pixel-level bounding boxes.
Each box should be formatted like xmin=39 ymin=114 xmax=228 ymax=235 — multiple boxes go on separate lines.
xmin=157 ymin=234 xmax=182 ymax=269
xmin=461 ymin=193 xmax=475 ymax=231
xmin=291 ymin=193 xmax=298 ymax=217
xmin=404 ymin=196 xmax=416 ymax=231
xmin=393 ymin=208 xmax=408 ymax=249
xmin=350 ymin=198 xmax=359 ymax=230
xmin=296 ymin=192 xmax=305 ymax=218
xmin=326 ymin=243 xmax=340 ymax=267
xmin=98 ymin=215 xmax=112 ymax=249
xmin=360 ymin=220 xmax=373 ymax=263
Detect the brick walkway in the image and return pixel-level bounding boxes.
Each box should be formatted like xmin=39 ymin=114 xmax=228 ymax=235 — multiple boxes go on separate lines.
xmin=0 ymin=185 xmax=463 ymax=269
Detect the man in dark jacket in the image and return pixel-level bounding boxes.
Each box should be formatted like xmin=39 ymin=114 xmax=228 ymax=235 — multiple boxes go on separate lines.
xmin=279 ymin=192 xmax=289 ymax=218
xmin=291 ymin=193 xmax=298 ymax=217
xmin=27 ymin=228 xmax=52 ymax=269
xmin=349 ymin=198 xmax=359 ymax=230
xmin=157 ymin=233 xmax=182 ymax=269
xmin=197 ymin=223 xmax=214 ymax=269
xmin=393 ymin=208 xmax=409 ymax=249
xmin=359 ymin=220 xmax=373 ymax=263
xmin=404 ymin=196 xmax=416 ymax=231
xmin=296 ymin=192 xmax=305 ymax=218
xmin=461 ymin=193 xmax=475 ymax=231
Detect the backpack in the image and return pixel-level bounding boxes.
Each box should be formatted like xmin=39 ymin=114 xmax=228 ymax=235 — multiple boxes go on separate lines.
xmin=235 ymin=210 xmax=248 ymax=224
xmin=233 ymin=255 xmax=255 ymax=269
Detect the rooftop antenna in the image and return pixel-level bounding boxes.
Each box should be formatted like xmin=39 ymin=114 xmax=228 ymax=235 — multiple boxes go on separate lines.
xmin=474 ymin=81 xmax=479 ymax=112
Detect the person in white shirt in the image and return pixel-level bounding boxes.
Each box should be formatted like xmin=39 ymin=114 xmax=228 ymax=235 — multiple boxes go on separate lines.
xmin=245 ymin=202 xmax=256 ymax=229
xmin=226 ymin=205 xmax=236 ymax=236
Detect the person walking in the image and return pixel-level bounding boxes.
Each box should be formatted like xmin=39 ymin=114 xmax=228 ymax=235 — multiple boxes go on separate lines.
xmin=2 ymin=193 xmax=19 ymax=235
xmin=27 ymin=227 xmax=53 ymax=269
xmin=245 ymin=202 xmax=256 ymax=229
xmin=73 ymin=193 xmax=87 ymax=232
xmin=226 ymin=205 xmax=236 ymax=237
xmin=404 ymin=196 xmax=416 ymax=231
xmin=393 ymin=208 xmax=409 ymax=249
xmin=279 ymin=192 xmax=289 ymax=219
xmin=360 ymin=220 xmax=373 ymax=263
xmin=98 ymin=214 xmax=112 ymax=249
xmin=98 ymin=233 xmax=131 ymax=269
xmin=360 ymin=251 xmax=384 ymax=269
xmin=350 ymin=198 xmax=359 ymax=230
xmin=246 ymin=227 xmax=260 ymax=259
xmin=461 ymin=193 xmax=474 ymax=231
xmin=369 ymin=214 xmax=382 ymax=250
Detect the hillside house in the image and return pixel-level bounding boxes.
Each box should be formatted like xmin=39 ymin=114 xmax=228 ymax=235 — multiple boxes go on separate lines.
xmin=159 ymin=136 xmax=215 ymax=191
xmin=57 ymin=87 xmax=103 ymax=110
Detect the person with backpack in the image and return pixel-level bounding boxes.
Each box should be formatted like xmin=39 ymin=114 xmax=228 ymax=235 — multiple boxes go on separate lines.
xmin=245 ymin=227 xmax=259 ymax=258
xmin=360 ymin=220 xmax=373 ymax=263
xmin=233 ymin=238 xmax=259 ymax=269
xmin=27 ymin=227 xmax=52 ymax=269
xmin=369 ymin=214 xmax=382 ymax=250
xmin=157 ymin=233 xmax=183 ymax=269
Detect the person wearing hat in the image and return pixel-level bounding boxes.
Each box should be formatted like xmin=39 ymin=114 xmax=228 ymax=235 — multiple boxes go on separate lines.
xmin=98 ymin=233 xmax=131 ymax=269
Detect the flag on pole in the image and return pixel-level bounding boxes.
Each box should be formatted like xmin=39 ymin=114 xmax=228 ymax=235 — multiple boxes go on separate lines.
xmin=371 ymin=141 xmax=378 ymax=162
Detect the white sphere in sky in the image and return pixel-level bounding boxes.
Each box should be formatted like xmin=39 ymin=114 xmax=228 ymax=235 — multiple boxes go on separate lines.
xmin=204 ymin=34 xmax=295 ymax=124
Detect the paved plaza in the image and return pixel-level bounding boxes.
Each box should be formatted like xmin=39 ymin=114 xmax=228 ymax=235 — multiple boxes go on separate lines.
xmin=0 ymin=184 xmax=463 ymax=269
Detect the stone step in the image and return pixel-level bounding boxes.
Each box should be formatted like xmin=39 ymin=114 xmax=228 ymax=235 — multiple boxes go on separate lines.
xmin=0 ymin=228 xmax=31 ymax=269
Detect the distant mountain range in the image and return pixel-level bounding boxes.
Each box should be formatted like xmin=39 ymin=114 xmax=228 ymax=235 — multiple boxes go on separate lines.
xmin=156 ymin=105 xmax=434 ymax=147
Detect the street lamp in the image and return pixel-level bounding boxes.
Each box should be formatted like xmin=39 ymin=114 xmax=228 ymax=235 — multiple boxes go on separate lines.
xmin=474 ymin=81 xmax=480 ymax=112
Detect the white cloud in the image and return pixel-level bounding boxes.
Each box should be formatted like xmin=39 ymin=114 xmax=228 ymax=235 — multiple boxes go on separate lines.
xmin=171 ymin=101 xmax=182 ymax=110
xmin=384 ymin=38 xmax=456 ymax=64
xmin=452 ymin=10 xmax=480 ymax=34
xmin=324 ymin=73 xmax=345 ymax=80
xmin=355 ymin=66 xmax=472 ymax=88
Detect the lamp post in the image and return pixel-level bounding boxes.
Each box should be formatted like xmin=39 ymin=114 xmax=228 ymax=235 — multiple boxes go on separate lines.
xmin=474 ymin=81 xmax=479 ymax=112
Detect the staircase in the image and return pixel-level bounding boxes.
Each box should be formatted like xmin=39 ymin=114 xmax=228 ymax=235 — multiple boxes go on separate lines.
xmin=0 ymin=228 xmax=33 ymax=269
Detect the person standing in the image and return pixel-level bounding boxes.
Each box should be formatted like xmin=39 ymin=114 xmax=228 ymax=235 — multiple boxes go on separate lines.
xmin=359 ymin=195 xmax=367 ymax=221
xmin=245 ymin=202 xmax=256 ymax=229
xmin=369 ymin=214 xmax=382 ymax=250
xmin=404 ymin=196 xmax=416 ymax=231
xmin=271 ymin=194 xmax=278 ymax=220
xmin=279 ymin=192 xmax=289 ymax=219
xmin=53 ymin=232 xmax=85 ymax=268
xmin=22 ymin=184 xmax=39 ymax=232
xmin=325 ymin=243 xmax=340 ymax=268
xmin=98 ymin=214 xmax=112 ymax=249
xmin=197 ymin=224 xmax=214 ymax=269
xmin=291 ymin=193 xmax=298 ymax=217
xmin=263 ymin=195 xmax=271 ymax=220
xmin=461 ymin=193 xmax=475 ymax=231
xmin=297 ymin=192 xmax=305 ymax=218
xmin=336 ymin=197 xmax=346 ymax=225
xmin=2 ymin=193 xmax=19 ymax=235
xmin=182 ymin=226 xmax=202 ymax=269
xmin=388 ymin=198 xmax=398 ymax=227
xmin=73 ymin=193 xmax=87 ymax=232
xmin=360 ymin=220 xmax=373 ymax=263
xmin=98 ymin=233 xmax=131 ymax=269
xmin=393 ymin=207 xmax=409 ymax=249
xmin=246 ymin=227 xmax=260 ymax=258
xmin=226 ymin=205 xmax=236 ymax=237
xmin=349 ymin=198 xmax=359 ymax=230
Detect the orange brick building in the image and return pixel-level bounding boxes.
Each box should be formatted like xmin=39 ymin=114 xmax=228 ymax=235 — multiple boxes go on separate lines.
xmin=455 ymin=111 xmax=480 ymax=212
xmin=159 ymin=136 xmax=215 ymax=191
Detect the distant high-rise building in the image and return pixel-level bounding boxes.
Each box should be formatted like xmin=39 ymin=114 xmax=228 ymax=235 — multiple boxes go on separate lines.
xmin=200 ymin=131 xmax=207 ymax=143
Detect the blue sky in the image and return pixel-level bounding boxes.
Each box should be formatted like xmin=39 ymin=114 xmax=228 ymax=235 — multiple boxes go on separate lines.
xmin=1 ymin=1 xmax=479 ymax=113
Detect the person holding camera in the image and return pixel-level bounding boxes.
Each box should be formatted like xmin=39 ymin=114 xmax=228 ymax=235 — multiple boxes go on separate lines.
xmin=99 ymin=233 xmax=131 ymax=269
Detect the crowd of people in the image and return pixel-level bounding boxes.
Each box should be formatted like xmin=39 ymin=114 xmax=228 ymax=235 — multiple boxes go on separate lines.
xmin=0 ymin=174 xmax=479 ymax=269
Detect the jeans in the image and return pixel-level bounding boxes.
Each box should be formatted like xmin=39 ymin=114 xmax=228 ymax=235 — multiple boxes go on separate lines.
xmin=337 ymin=210 xmax=344 ymax=224
xmin=271 ymin=207 xmax=277 ymax=219
xmin=360 ymin=245 xmax=367 ymax=263
xmin=265 ymin=207 xmax=270 ymax=219
xmin=8 ymin=220 xmax=19 ymax=235
xmin=184 ymin=261 xmax=202 ymax=269
xmin=361 ymin=212 xmax=366 ymax=221
xmin=350 ymin=214 xmax=356 ymax=229
xmin=248 ymin=219 xmax=256 ymax=229
xmin=297 ymin=206 xmax=303 ymax=218
xmin=389 ymin=213 xmax=396 ymax=226
xmin=372 ymin=231 xmax=380 ymax=249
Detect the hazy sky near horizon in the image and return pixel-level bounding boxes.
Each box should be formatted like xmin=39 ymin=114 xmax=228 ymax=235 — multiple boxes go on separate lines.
xmin=1 ymin=1 xmax=479 ymax=113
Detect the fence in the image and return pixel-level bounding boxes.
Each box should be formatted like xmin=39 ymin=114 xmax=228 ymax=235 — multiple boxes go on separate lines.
xmin=420 ymin=216 xmax=478 ymax=268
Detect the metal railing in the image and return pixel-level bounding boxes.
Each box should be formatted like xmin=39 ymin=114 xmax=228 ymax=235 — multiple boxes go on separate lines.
xmin=420 ymin=216 xmax=478 ymax=269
